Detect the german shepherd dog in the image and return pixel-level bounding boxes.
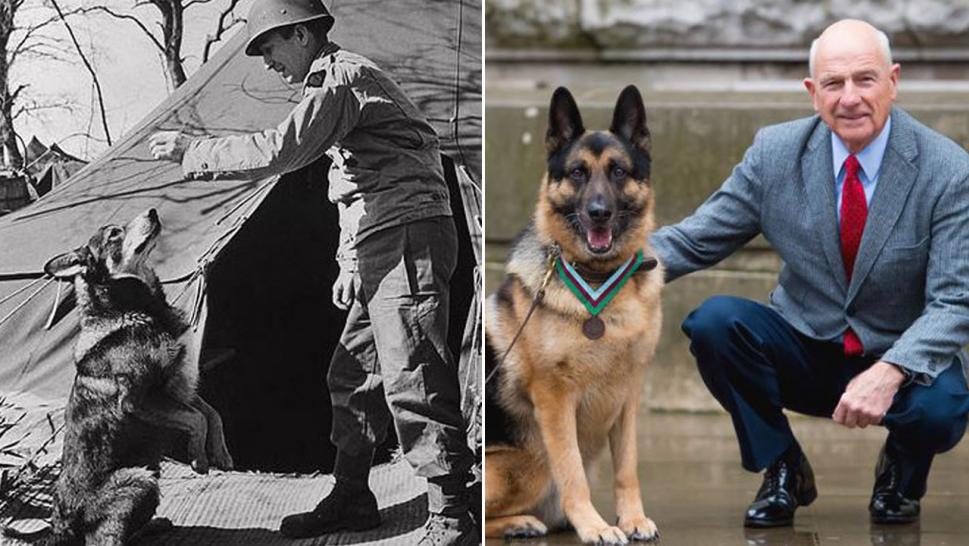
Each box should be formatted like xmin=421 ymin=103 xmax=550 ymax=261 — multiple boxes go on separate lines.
xmin=485 ymin=86 xmax=663 ymax=545
xmin=41 ymin=209 xmax=233 ymax=545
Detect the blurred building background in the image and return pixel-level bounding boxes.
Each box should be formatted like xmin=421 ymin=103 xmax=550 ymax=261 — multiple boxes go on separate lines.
xmin=485 ymin=0 xmax=969 ymax=412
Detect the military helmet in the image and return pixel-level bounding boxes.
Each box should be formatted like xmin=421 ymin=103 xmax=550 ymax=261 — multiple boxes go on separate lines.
xmin=244 ymin=0 xmax=334 ymax=57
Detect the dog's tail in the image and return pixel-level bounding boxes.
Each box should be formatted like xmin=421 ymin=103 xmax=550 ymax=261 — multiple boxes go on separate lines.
xmin=84 ymin=467 xmax=160 ymax=544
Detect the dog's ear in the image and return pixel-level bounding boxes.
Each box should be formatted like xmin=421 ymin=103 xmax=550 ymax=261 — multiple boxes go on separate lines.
xmin=610 ymin=85 xmax=651 ymax=153
xmin=546 ymin=87 xmax=584 ymax=157
xmin=44 ymin=247 xmax=90 ymax=279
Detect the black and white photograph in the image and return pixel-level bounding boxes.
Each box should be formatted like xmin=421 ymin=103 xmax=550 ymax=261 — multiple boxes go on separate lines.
xmin=0 ymin=0 xmax=481 ymax=544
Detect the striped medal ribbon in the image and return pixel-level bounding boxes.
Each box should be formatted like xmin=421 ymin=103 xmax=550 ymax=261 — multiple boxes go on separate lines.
xmin=556 ymin=250 xmax=644 ymax=340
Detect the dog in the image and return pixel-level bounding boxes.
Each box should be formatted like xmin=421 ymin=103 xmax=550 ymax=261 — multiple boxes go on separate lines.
xmin=40 ymin=209 xmax=233 ymax=545
xmin=484 ymin=86 xmax=663 ymax=545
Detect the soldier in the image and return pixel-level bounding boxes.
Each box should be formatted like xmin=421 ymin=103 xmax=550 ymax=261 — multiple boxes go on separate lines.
xmin=149 ymin=1 xmax=476 ymax=544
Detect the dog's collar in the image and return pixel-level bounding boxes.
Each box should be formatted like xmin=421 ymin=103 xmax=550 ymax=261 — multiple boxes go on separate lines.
xmin=562 ymin=252 xmax=658 ymax=284
xmin=568 ymin=258 xmax=657 ymax=283
xmin=556 ymin=250 xmax=656 ymax=316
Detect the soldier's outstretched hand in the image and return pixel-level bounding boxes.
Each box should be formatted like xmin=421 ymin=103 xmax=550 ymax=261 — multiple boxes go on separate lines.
xmin=149 ymin=131 xmax=192 ymax=162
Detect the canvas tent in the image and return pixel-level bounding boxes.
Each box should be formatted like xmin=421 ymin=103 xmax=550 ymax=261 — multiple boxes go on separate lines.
xmin=0 ymin=173 xmax=35 ymax=216
xmin=0 ymin=0 xmax=481 ymax=473
xmin=23 ymin=138 xmax=87 ymax=199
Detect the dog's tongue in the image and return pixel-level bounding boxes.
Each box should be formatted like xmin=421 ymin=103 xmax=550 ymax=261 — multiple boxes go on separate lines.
xmin=587 ymin=227 xmax=613 ymax=251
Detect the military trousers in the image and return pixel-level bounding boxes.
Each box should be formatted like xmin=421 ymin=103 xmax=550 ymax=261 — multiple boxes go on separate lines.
xmin=327 ymin=216 xmax=472 ymax=478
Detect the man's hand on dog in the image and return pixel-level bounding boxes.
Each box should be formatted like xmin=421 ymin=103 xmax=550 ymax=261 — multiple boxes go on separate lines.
xmin=833 ymin=361 xmax=905 ymax=428
xmin=332 ymin=268 xmax=357 ymax=310
xmin=149 ymin=131 xmax=192 ymax=162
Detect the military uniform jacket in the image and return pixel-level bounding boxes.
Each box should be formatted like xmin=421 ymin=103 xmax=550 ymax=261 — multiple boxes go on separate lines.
xmin=182 ymin=42 xmax=452 ymax=270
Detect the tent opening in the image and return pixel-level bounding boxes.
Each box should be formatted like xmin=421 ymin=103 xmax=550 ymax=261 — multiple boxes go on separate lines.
xmin=197 ymin=156 xmax=475 ymax=473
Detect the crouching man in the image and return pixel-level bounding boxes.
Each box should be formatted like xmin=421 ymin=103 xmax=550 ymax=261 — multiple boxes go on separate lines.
xmin=651 ymin=19 xmax=969 ymax=528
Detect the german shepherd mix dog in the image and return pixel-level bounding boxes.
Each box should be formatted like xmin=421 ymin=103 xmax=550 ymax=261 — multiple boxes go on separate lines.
xmin=485 ymin=86 xmax=663 ymax=545
xmin=41 ymin=209 xmax=233 ymax=545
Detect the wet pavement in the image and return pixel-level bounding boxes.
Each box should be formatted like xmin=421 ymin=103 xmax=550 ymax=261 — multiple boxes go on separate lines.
xmin=487 ymin=412 xmax=969 ymax=546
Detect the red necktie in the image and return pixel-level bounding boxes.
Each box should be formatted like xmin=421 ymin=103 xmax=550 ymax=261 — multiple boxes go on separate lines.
xmin=840 ymin=154 xmax=866 ymax=357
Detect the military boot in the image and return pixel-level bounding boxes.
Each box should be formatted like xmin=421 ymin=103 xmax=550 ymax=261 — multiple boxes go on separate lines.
xmin=279 ymin=482 xmax=380 ymax=538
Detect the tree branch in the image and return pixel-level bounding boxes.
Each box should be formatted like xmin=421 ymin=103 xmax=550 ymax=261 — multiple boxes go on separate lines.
xmin=80 ymin=6 xmax=165 ymax=53
xmin=49 ymin=0 xmax=112 ymax=146
xmin=11 ymin=7 xmax=87 ymax=60
xmin=14 ymin=99 xmax=75 ymax=121
xmin=61 ymin=131 xmax=109 ymax=145
xmin=203 ymin=0 xmax=244 ymax=63
xmin=9 ymin=84 xmax=28 ymax=105
xmin=10 ymin=43 xmax=70 ymax=65
xmin=185 ymin=0 xmax=216 ymax=9
xmin=13 ymin=6 xmax=86 ymax=34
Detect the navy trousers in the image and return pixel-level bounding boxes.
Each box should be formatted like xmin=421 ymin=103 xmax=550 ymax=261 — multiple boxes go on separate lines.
xmin=683 ymin=296 xmax=969 ymax=499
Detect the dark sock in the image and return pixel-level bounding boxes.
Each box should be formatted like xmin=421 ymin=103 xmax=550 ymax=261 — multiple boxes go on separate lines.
xmin=886 ymin=440 xmax=927 ymax=499
xmin=779 ymin=440 xmax=803 ymax=465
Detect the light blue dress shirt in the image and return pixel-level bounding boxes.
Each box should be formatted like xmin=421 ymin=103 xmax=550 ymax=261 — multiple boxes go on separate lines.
xmin=832 ymin=117 xmax=891 ymax=221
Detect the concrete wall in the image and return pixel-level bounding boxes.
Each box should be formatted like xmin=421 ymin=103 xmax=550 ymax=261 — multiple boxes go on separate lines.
xmin=488 ymin=0 xmax=969 ymax=51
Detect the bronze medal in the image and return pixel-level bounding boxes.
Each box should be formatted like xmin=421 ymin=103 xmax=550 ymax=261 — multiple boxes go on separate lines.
xmin=582 ymin=316 xmax=605 ymax=340
xmin=557 ymin=250 xmax=645 ymax=341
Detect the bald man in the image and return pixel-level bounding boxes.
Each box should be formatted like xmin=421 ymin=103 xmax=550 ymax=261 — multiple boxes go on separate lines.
xmin=651 ymin=19 xmax=969 ymax=527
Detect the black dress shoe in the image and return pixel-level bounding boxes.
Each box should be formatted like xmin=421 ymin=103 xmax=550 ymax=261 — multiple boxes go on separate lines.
xmin=279 ymin=482 xmax=381 ymax=538
xmin=870 ymin=444 xmax=920 ymax=524
xmin=744 ymin=445 xmax=817 ymax=528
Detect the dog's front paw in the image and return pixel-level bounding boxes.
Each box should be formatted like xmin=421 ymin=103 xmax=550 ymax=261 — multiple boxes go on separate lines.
xmin=190 ymin=456 xmax=210 ymax=474
xmin=618 ymin=515 xmax=659 ymax=542
xmin=211 ymin=449 xmax=234 ymax=471
xmin=577 ymin=523 xmax=629 ymax=545
xmin=502 ymin=515 xmax=547 ymax=538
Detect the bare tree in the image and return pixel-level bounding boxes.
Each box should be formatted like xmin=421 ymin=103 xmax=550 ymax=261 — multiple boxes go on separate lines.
xmin=203 ymin=0 xmax=242 ymax=64
xmin=0 ymin=0 xmax=25 ymax=168
xmin=89 ymin=0 xmax=244 ymax=89
xmin=50 ymin=0 xmax=111 ymax=146
xmin=0 ymin=0 xmax=88 ymax=170
xmin=0 ymin=0 xmax=246 ymax=170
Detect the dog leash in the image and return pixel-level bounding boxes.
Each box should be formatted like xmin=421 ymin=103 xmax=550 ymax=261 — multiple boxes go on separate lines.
xmin=484 ymin=244 xmax=560 ymax=386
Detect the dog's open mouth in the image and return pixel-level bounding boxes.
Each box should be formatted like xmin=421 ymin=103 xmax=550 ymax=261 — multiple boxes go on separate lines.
xmin=585 ymin=226 xmax=614 ymax=254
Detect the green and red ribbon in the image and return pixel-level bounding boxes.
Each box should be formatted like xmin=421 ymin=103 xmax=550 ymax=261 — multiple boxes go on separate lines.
xmin=556 ymin=250 xmax=643 ymax=316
